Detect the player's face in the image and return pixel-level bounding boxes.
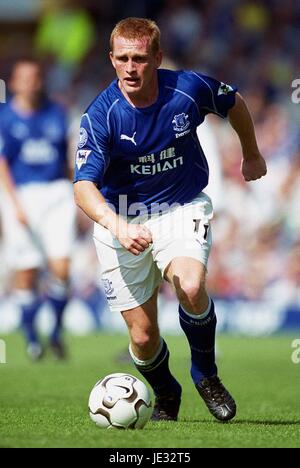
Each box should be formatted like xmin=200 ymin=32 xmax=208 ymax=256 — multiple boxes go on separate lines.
xmin=10 ymin=63 xmax=43 ymax=101
xmin=110 ymin=36 xmax=162 ymax=105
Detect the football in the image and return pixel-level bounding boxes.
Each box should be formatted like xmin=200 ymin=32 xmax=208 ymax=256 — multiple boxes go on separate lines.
xmin=88 ymin=373 xmax=153 ymax=429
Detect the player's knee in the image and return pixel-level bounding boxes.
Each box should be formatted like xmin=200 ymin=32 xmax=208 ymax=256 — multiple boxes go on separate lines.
xmin=54 ymin=270 xmax=69 ymax=283
xmin=14 ymin=269 xmax=38 ymax=290
xmin=131 ymin=329 xmax=158 ymax=354
xmin=175 ymin=278 xmax=206 ymax=310
xmin=48 ymin=259 xmax=70 ymax=282
xmin=132 ymin=333 xmax=152 ymax=351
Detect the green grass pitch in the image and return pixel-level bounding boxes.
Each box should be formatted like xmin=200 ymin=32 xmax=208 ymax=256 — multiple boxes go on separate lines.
xmin=0 ymin=333 xmax=299 ymax=448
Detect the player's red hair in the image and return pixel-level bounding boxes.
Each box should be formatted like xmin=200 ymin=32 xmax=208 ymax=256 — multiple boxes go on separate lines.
xmin=110 ymin=17 xmax=161 ymax=54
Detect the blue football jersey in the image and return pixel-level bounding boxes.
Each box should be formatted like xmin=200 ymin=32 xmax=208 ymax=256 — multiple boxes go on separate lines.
xmin=0 ymin=99 xmax=68 ymax=186
xmin=74 ymin=69 xmax=237 ymax=214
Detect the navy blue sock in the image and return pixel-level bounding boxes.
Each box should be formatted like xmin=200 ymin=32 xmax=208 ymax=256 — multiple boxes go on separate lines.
xmin=48 ymin=296 xmax=68 ymax=344
xmin=129 ymin=338 xmax=182 ymax=397
xmin=47 ymin=275 xmax=70 ymax=344
xmin=179 ymin=298 xmax=217 ymax=384
xmin=15 ymin=291 xmax=41 ymax=345
xmin=22 ymin=305 xmax=39 ymax=344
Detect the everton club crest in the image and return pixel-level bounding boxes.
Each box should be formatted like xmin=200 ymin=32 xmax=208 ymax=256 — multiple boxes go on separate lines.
xmin=172 ymin=113 xmax=190 ymax=132
xmin=102 ymin=278 xmax=114 ymax=296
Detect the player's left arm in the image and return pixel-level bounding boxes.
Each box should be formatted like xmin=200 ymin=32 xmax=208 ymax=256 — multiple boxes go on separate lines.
xmin=228 ymin=92 xmax=267 ymax=181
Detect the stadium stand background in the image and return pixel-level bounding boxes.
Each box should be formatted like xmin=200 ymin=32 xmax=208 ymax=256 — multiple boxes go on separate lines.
xmin=0 ymin=0 xmax=299 ymax=335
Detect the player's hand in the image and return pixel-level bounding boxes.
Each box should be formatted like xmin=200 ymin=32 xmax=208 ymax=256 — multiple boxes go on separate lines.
xmin=14 ymin=203 xmax=29 ymax=226
xmin=241 ymin=152 xmax=267 ymax=182
xmin=117 ymin=223 xmax=153 ymax=256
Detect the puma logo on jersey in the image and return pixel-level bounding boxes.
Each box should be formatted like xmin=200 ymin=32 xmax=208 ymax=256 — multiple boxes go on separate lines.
xmin=120 ymin=132 xmax=137 ymax=146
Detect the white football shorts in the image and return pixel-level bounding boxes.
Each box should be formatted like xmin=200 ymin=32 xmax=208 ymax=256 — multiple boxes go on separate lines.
xmin=93 ymin=192 xmax=213 ymax=313
xmin=0 ymin=180 xmax=76 ymax=270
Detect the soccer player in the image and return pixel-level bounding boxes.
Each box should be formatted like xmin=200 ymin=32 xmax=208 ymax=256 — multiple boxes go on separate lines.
xmin=74 ymin=18 xmax=267 ymax=421
xmin=0 ymin=60 xmax=76 ymax=360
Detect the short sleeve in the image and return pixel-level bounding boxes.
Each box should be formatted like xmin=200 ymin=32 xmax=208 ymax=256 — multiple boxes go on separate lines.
xmin=73 ymin=111 xmax=110 ymax=187
xmin=193 ymin=73 xmax=237 ymax=118
xmin=0 ymin=124 xmax=10 ymax=160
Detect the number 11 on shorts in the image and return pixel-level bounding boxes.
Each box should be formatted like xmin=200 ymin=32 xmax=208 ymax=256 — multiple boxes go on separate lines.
xmin=193 ymin=218 xmax=209 ymax=245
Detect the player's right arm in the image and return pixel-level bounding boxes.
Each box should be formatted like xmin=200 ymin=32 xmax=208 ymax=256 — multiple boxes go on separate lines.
xmin=0 ymin=156 xmax=28 ymax=226
xmin=73 ymin=111 xmax=152 ymax=255
xmin=74 ymin=181 xmax=152 ymax=255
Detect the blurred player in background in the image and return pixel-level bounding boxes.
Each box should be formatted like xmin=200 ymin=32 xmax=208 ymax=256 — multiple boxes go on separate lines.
xmin=74 ymin=18 xmax=267 ymax=422
xmin=0 ymin=60 xmax=76 ymax=360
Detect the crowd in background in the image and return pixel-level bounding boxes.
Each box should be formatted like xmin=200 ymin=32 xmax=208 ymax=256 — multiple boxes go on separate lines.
xmin=0 ymin=0 xmax=299 ymax=333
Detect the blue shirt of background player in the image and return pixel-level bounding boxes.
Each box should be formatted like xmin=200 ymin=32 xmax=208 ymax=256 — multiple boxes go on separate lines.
xmin=74 ymin=69 xmax=237 ymax=214
xmin=0 ymin=99 xmax=68 ymax=186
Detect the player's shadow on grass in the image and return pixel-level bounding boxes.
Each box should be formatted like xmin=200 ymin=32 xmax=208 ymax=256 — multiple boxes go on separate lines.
xmin=181 ymin=419 xmax=300 ymax=426
xmin=231 ymin=419 xmax=300 ymax=426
